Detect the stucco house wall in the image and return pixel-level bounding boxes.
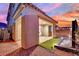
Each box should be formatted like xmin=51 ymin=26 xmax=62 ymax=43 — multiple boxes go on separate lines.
xmin=15 ymin=16 xmax=22 ymax=41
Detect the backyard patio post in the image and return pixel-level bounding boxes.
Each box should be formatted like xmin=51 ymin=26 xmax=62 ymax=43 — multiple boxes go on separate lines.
xmin=21 ymin=15 xmax=39 ymax=49
xmin=72 ymin=20 xmax=78 ymax=48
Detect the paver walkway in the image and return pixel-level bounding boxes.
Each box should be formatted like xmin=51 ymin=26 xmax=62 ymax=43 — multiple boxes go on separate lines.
xmin=30 ymin=46 xmax=55 ymax=56
xmin=0 ymin=41 xmax=21 ymax=56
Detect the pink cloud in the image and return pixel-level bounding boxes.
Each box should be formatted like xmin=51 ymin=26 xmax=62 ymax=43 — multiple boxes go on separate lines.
xmin=0 ymin=15 xmax=4 ymax=19
xmin=71 ymin=3 xmax=79 ymax=10
xmin=0 ymin=15 xmax=7 ymax=23
xmin=42 ymin=3 xmax=62 ymax=13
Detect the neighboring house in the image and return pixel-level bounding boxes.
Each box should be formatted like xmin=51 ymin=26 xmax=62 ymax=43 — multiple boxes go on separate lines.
xmin=7 ymin=3 xmax=57 ymax=49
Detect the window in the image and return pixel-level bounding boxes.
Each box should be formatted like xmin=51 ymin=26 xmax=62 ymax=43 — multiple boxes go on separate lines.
xmin=39 ymin=25 xmax=53 ymax=36
xmin=39 ymin=25 xmax=48 ymax=36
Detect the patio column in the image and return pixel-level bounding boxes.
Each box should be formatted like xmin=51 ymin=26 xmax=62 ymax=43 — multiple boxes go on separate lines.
xmin=72 ymin=20 xmax=78 ymax=48
xmin=21 ymin=15 xmax=39 ymax=49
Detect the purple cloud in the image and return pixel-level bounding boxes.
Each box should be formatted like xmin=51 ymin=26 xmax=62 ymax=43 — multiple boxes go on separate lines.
xmin=42 ymin=3 xmax=62 ymax=13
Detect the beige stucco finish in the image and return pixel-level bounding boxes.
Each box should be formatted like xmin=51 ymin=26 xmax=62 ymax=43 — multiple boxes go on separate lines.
xmin=39 ymin=17 xmax=53 ymax=44
xmin=15 ymin=16 xmax=22 ymax=41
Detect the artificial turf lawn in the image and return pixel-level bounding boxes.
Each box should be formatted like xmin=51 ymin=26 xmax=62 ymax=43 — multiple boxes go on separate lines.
xmin=40 ymin=37 xmax=58 ymax=51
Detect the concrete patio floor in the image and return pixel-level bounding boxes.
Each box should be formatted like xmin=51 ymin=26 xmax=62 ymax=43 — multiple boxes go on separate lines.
xmin=0 ymin=40 xmax=76 ymax=56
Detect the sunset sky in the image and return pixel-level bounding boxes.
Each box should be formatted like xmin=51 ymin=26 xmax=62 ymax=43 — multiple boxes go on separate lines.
xmin=0 ymin=3 xmax=9 ymax=24
xmin=33 ymin=3 xmax=79 ymax=27
xmin=0 ymin=3 xmax=79 ymax=26
xmin=33 ymin=3 xmax=73 ymax=16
